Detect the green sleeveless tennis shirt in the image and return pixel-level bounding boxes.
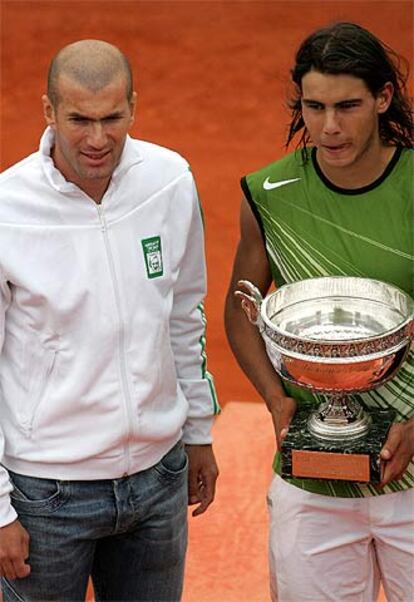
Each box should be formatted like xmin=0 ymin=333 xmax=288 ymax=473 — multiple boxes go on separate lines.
xmin=242 ymin=146 xmax=414 ymax=497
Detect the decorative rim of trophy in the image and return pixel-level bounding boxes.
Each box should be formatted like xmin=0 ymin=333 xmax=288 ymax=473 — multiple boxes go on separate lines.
xmin=236 ymin=276 xmax=413 ymax=442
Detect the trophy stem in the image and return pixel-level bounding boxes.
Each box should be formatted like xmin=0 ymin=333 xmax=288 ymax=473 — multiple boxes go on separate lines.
xmin=307 ymin=394 xmax=372 ymax=442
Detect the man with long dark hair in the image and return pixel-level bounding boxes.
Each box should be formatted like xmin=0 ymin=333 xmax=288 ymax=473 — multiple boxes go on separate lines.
xmin=225 ymin=22 xmax=413 ymax=601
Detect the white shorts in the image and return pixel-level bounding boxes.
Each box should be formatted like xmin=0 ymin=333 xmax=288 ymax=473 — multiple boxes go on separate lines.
xmin=267 ymin=475 xmax=414 ymax=602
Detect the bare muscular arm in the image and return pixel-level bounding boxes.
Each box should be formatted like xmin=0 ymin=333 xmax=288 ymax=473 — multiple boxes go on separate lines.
xmin=224 ymin=197 xmax=296 ymax=447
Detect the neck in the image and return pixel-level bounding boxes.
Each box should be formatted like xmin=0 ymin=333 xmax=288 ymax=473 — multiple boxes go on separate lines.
xmin=51 ymin=146 xmax=110 ymax=203
xmin=81 ymin=182 xmax=109 ymax=204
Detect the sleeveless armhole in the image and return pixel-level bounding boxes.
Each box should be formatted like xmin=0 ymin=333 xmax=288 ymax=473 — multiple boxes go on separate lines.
xmin=240 ymin=176 xmax=266 ymax=243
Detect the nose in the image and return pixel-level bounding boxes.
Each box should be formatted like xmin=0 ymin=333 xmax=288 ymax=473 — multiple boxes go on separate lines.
xmin=322 ymin=109 xmax=341 ymax=135
xmin=86 ymin=121 xmax=108 ymax=149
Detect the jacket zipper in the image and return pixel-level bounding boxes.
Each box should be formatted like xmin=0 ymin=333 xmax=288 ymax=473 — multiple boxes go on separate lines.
xmin=96 ymin=203 xmax=134 ymax=476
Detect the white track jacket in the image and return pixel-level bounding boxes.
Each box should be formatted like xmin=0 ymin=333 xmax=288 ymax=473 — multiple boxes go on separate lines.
xmin=0 ymin=128 xmax=219 ymax=527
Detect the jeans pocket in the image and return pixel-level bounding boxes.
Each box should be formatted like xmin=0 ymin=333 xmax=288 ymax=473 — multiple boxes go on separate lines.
xmin=8 ymin=471 xmax=69 ymax=514
xmin=155 ymin=441 xmax=188 ymax=481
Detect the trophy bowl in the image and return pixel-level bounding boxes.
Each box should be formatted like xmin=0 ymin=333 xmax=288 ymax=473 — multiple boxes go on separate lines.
xmin=236 ymin=276 xmax=413 ymax=482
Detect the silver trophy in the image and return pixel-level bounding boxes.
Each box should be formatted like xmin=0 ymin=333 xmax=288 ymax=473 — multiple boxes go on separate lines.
xmin=236 ymin=276 xmax=413 ymax=483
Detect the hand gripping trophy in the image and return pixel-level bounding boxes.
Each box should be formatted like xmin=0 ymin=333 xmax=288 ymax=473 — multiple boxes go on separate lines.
xmin=236 ymin=276 xmax=413 ymax=483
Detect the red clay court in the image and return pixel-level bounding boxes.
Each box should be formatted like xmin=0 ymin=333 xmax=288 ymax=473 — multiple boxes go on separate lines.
xmin=1 ymin=2 xmax=412 ymax=600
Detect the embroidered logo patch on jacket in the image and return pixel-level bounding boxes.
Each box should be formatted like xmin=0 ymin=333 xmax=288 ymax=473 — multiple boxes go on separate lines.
xmin=141 ymin=236 xmax=164 ymax=278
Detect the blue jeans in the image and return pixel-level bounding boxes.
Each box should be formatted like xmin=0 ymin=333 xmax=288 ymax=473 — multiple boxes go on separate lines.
xmin=1 ymin=441 xmax=188 ymax=601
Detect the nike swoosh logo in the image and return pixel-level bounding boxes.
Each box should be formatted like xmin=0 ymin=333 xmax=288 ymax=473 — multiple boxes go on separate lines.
xmin=263 ymin=177 xmax=301 ymax=190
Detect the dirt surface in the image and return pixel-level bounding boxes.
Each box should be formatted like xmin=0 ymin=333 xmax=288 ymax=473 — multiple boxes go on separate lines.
xmin=1 ymin=0 xmax=412 ymax=405
xmin=1 ymin=3 xmax=411 ymax=601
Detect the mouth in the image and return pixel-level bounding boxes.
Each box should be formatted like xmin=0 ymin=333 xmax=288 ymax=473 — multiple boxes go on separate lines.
xmin=321 ymin=143 xmax=350 ymax=153
xmin=81 ymin=150 xmax=111 ymax=165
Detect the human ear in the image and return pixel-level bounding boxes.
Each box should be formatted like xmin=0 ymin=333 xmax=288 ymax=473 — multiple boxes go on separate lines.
xmin=42 ymin=94 xmax=56 ymax=127
xmin=129 ymin=91 xmax=137 ymax=125
xmin=377 ymin=82 xmax=394 ymax=114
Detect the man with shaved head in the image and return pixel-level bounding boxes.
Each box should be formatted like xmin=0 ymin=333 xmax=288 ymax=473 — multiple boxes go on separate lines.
xmin=0 ymin=40 xmax=219 ymax=601
xmin=47 ymin=40 xmax=134 ymax=106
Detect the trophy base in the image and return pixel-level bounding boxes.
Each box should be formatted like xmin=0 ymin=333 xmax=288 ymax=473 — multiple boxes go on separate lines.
xmin=281 ymin=403 xmax=396 ymax=484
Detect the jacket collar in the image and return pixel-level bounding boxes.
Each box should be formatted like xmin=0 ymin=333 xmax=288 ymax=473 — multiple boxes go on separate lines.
xmin=39 ymin=127 xmax=144 ymax=194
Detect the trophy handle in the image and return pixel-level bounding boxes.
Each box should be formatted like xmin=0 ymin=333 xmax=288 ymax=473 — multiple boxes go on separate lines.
xmin=235 ymin=280 xmax=264 ymax=327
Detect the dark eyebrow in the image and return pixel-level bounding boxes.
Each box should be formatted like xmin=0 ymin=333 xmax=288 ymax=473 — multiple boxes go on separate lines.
xmin=102 ymin=111 xmax=126 ymax=119
xmin=302 ymin=97 xmax=363 ymax=108
xmin=67 ymin=111 xmax=125 ymax=121
xmin=302 ymin=99 xmax=324 ymax=106
xmin=335 ymin=98 xmax=363 ymax=107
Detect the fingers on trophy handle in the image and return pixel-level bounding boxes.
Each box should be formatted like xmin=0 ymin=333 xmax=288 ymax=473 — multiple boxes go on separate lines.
xmin=234 ymin=280 xmax=263 ymax=326
xmin=408 ymin=319 xmax=414 ymax=339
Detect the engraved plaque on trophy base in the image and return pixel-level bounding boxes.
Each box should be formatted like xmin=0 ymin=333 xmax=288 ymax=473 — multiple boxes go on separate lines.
xmin=281 ymin=402 xmax=396 ymax=484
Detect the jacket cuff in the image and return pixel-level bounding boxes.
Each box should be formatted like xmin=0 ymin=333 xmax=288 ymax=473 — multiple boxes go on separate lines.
xmin=182 ymin=416 xmax=215 ymax=444
xmin=0 ymin=494 xmax=18 ymax=528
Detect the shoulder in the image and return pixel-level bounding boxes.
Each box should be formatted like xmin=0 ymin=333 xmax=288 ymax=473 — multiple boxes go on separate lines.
xmin=386 ymin=147 xmax=414 ymax=197
xmin=242 ymin=149 xmax=311 ymax=198
xmin=0 ymin=152 xmax=39 ymax=186
xmin=126 ymin=137 xmax=190 ymax=179
xmin=0 ymin=153 xmax=42 ymax=217
xmin=376 ymin=146 xmax=413 ymax=192
xmin=0 ymin=151 xmax=55 ymax=227
xmin=121 ymin=138 xmax=197 ymax=213
xmin=398 ymin=147 xmax=414 ymax=168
